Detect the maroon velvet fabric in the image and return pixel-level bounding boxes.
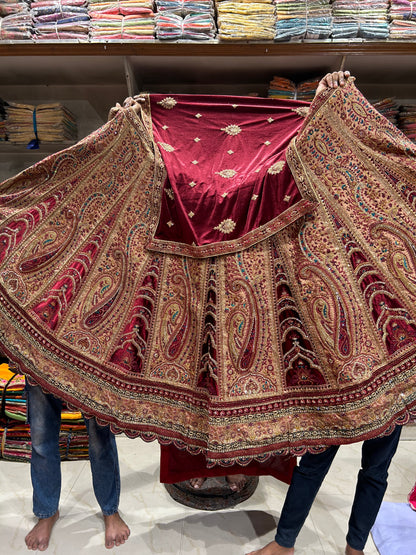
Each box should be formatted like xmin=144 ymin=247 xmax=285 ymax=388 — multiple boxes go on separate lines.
xmin=159 ymin=444 xmax=296 ymax=484
xmin=149 ymin=94 xmax=313 ymax=257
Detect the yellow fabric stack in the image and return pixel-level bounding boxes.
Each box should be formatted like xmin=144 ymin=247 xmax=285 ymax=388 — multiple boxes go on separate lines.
xmin=216 ymin=0 xmax=275 ymax=40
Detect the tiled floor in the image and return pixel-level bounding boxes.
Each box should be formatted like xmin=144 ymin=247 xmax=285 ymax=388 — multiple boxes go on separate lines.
xmin=1 ymin=427 xmax=415 ymax=554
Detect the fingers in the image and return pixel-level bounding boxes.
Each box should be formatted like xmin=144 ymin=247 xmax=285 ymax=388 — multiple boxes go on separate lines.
xmin=324 ymin=70 xmax=351 ymax=89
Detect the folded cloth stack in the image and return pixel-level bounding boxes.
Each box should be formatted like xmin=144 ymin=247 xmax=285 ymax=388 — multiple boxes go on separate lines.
xmin=89 ymin=0 xmax=156 ymax=39
xmin=274 ymin=0 xmax=332 ymax=42
xmin=398 ymin=104 xmax=416 ymax=143
xmin=389 ymin=0 xmax=416 ymax=39
xmin=0 ymin=364 xmax=90 ymax=462
xmin=372 ymin=97 xmax=399 ymax=125
xmin=0 ymin=4 xmax=33 ymax=40
xmin=155 ymin=12 xmax=216 ymax=39
xmin=267 ymin=75 xmax=296 ymax=98
xmin=296 ymin=76 xmax=320 ymax=101
xmin=5 ymin=102 xmax=77 ymax=146
xmin=216 ymin=0 xmax=276 ymax=41
xmin=0 ymin=0 xmax=29 ymax=16
xmin=156 ymin=0 xmax=214 ymax=14
xmin=31 ymin=0 xmax=90 ymax=40
xmin=332 ymin=0 xmax=389 ymax=39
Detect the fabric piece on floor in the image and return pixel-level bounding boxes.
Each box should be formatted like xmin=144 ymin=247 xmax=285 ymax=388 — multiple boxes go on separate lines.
xmin=371 ymin=501 xmax=416 ymax=555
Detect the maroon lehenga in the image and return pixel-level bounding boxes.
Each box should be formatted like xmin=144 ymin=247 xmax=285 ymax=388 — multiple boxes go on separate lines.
xmin=1 ymin=79 xmax=416 ymax=470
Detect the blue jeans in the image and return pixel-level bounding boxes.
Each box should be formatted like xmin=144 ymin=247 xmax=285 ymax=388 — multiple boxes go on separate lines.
xmin=275 ymin=426 xmax=402 ymax=551
xmin=26 ymin=383 xmax=121 ymax=519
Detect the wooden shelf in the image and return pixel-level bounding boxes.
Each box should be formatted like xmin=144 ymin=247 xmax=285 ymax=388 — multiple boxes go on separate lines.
xmin=2 ymin=40 xmax=416 ymax=57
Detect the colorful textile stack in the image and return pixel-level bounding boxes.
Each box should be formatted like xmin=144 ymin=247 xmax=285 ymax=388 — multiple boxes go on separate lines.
xmin=372 ymin=97 xmax=399 ymax=126
xmin=296 ymin=76 xmax=320 ymax=101
xmin=0 ymin=364 xmax=90 ymax=462
xmin=274 ymin=0 xmax=332 ymax=42
xmin=332 ymin=0 xmax=389 ymax=39
xmin=155 ymin=0 xmax=216 ymax=40
xmin=267 ymin=75 xmax=296 ymax=98
xmin=155 ymin=12 xmax=216 ymax=39
xmin=0 ymin=0 xmax=29 ymax=16
xmin=0 ymin=0 xmax=33 ymax=40
xmin=89 ymin=0 xmax=156 ymax=40
xmin=398 ymin=104 xmax=416 ymax=143
xmin=389 ymin=0 xmax=416 ymax=39
xmin=5 ymin=102 xmax=77 ymax=147
xmin=31 ymin=0 xmax=90 ymax=41
xmin=267 ymin=75 xmax=319 ymax=101
xmin=215 ymin=0 xmax=276 ymax=41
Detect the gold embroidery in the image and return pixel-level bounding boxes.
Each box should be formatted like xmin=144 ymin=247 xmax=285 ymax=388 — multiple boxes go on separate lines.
xmin=165 ymin=188 xmax=174 ymax=200
xmin=158 ymin=97 xmax=177 ymax=110
xmin=192 ymin=160 xmax=199 ymax=165
xmin=293 ymin=106 xmax=309 ymax=117
xmin=268 ymin=161 xmax=286 ymax=174
xmin=194 ymin=137 xmax=201 ymax=142
xmin=214 ymin=218 xmax=236 ymax=234
xmin=195 ymin=113 xmax=202 ymax=118
xmin=252 ymin=194 xmax=258 ymax=200
xmin=227 ymin=150 xmax=234 ymax=155
xmin=222 ymin=192 xmax=228 ymax=198
xmin=162 ymin=125 xmax=169 ymax=130
xmin=284 ymin=195 xmax=291 ymax=202
xmin=158 ymin=142 xmax=175 ymax=152
xmin=267 ymin=117 xmax=274 ymax=123
xmin=188 ymin=211 xmax=195 ymax=218
xmin=264 ymin=141 xmax=271 ymax=146
xmin=254 ymin=168 xmax=261 ymax=173
xmin=167 ymin=220 xmax=174 ymax=227
xmin=189 ymin=181 xmax=197 ymax=187
xmin=216 ymin=169 xmax=237 ymax=178
xmin=232 ymin=104 xmax=238 ymax=109
xmin=221 ymin=125 xmax=242 ymax=136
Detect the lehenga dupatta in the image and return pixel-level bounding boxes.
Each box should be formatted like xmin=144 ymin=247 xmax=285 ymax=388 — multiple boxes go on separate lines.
xmin=0 ymin=81 xmax=416 ymax=468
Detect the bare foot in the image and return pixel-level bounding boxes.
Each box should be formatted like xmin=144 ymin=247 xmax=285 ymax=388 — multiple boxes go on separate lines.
xmin=226 ymin=474 xmax=247 ymax=492
xmin=103 ymin=512 xmax=130 ymax=549
xmin=25 ymin=511 xmax=59 ymax=551
xmin=345 ymin=545 xmax=364 ymax=555
xmin=246 ymin=541 xmax=294 ymax=555
xmin=189 ymin=477 xmax=206 ymax=489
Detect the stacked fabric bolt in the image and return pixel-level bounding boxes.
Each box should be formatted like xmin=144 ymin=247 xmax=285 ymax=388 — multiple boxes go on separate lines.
xmin=155 ymin=12 xmax=216 ymax=39
xmin=267 ymin=75 xmax=296 ymax=98
xmin=5 ymin=102 xmax=77 ymax=147
xmin=156 ymin=0 xmax=213 ymax=13
xmin=398 ymin=104 xmax=416 ymax=143
xmin=389 ymin=0 xmax=416 ymax=39
xmin=31 ymin=0 xmax=90 ymax=40
xmin=296 ymin=76 xmax=320 ymax=101
xmin=372 ymin=97 xmax=399 ymax=125
xmin=274 ymin=0 xmax=332 ymax=42
xmin=332 ymin=0 xmax=389 ymax=39
xmin=155 ymin=0 xmax=216 ymax=40
xmin=216 ymin=0 xmax=276 ymax=41
xmin=0 ymin=1 xmax=33 ymax=40
xmin=0 ymin=364 xmax=90 ymax=462
xmin=89 ymin=0 xmax=156 ymax=39
xmin=0 ymin=0 xmax=28 ymax=16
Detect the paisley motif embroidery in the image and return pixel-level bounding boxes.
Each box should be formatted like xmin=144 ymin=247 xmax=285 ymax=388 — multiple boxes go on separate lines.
xmin=268 ymin=161 xmax=286 ymax=175
xmin=216 ymin=169 xmax=237 ymax=178
xmin=221 ymin=125 xmax=242 ymax=136
xmin=214 ymin=219 xmax=236 ymax=234
xmin=157 ymin=97 xmax=177 ymax=110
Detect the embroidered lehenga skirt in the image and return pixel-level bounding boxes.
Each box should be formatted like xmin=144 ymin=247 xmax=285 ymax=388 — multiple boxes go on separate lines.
xmin=1 ymin=79 xmax=416 ymax=468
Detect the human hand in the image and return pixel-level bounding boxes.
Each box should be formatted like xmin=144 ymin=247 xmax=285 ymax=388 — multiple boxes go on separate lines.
xmin=315 ymin=70 xmax=351 ymax=97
